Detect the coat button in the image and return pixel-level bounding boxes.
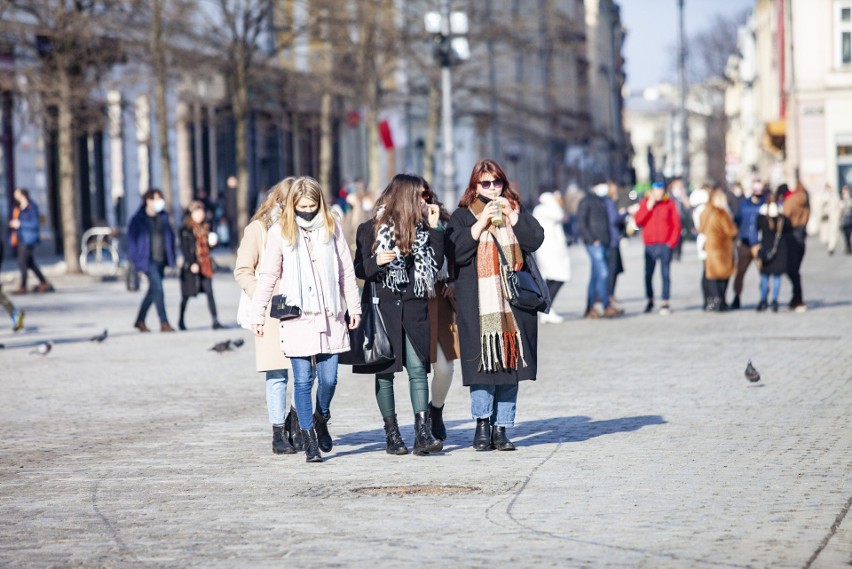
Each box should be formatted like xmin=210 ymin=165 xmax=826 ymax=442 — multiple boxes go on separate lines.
xmin=395 ymin=300 xmax=401 ymax=306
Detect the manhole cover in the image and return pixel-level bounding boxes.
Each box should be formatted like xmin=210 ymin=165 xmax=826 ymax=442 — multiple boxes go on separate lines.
xmin=353 ymin=485 xmax=479 ymax=496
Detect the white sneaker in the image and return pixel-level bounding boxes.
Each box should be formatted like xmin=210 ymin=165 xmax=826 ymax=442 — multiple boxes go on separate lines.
xmin=539 ymin=311 xmax=565 ymax=324
xmin=658 ymin=305 xmax=672 ymax=316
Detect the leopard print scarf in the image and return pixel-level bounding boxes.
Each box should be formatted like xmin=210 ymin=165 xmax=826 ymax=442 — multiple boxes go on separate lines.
xmin=375 ymin=221 xmax=438 ymax=298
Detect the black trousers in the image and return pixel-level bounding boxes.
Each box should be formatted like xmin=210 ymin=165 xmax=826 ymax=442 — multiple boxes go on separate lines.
xmin=843 ymin=224 xmax=852 ymax=253
xmin=546 ymin=279 xmax=564 ymax=304
xmin=180 ymin=276 xmax=218 ymax=325
xmin=786 ymin=227 xmax=806 ymax=305
xmin=17 ymin=245 xmax=47 ymax=288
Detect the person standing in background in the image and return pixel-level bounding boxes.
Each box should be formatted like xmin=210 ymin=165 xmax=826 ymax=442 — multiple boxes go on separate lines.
xmin=840 ymin=185 xmax=852 ymax=255
xmin=9 ymin=188 xmax=53 ymax=295
xmin=532 ymin=191 xmax=571 ymax=323
xmin=578 ymin=184 xmax=620 ymax=319
xmin=780 ymin=182 xmax=810 ymax=312
xmin=699 ymin=188 xmax=738 ymax=312
xmin=810 ymin=183 xmax=841 ymax=256
xmin=731 ymin=182 xmax=766 ymax=309
xmin=634 ymin=182 xmax=682 ymax=315
xmin=127 ymin=188 xmax=177 ymax=332
xmin=0 ymin=217 xmax=25 ymax=331
xmin=604 ymin=181 xmax=627 ymax=310
xmin=178 ymin=200 xmax=223 ymax=330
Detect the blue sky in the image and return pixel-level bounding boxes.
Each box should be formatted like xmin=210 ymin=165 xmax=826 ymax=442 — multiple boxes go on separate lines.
xmin=620 ymin=0 xmax=754 ymax=93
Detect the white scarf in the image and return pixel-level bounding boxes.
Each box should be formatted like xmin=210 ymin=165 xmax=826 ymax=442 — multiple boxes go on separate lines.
xmin=375 ymin=221 xmax=438 ymax=298
xmin=279 ymin=215 xmax=342 ymax=317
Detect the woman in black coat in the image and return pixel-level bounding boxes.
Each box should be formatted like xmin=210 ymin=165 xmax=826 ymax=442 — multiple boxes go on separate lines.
xmin=178 ymin=201 xmax=222 ymax=330
xmin=448 ymin=159 xmax=544 ymax=451
xmin=352 ymin=174 xmax=445 ymax=456
xmin=755 ymin=195 xmax=790 ymax=312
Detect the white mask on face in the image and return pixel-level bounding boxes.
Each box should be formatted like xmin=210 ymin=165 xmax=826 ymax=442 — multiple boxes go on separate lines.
xmin=768 ymin=203 xmax=779 ymax=218
xmin=593 ymin=184 xmax=609 ymax=198
xmin=153 ymin=198 xmax=166 ymax=213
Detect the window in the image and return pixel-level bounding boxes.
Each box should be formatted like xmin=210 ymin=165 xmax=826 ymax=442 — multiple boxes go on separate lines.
xmin=837 ymin=2 xmax=852 ymax=67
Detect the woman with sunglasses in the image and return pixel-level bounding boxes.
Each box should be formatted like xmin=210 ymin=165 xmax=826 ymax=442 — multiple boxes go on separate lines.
xmin=421 ymin=184 xmax=460 ymax=442
xmin=352 ymin=173 xmax=444 ymax=456
xmin=448 ymin=159 xmax=544 ymax=451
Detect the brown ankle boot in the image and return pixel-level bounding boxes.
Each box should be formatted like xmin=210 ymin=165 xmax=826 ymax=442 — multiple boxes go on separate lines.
xmin=160 ymin=323 xmax=175 ymax=332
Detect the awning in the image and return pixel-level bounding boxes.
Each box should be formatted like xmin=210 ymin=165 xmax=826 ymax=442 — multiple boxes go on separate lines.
xmin=766 ymin=119 xmax=786 ymax=137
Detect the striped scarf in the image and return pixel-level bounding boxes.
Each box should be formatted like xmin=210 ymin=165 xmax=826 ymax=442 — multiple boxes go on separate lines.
xmin=470 ymin=199 xmax=525 ymax=372
xmin=193 ymin=225 xmax=214 ymax=278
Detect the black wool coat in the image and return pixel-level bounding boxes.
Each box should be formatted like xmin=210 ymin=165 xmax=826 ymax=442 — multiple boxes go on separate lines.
xmin=179 ymin=227 xmax=201 ymax=298
xmin=757 ymin=214 xmax=790 ymax=276
xmin=352 ymin=220 xmax=445 ymax=375
xmin=447 ymin=208 xmax=545 ymax=386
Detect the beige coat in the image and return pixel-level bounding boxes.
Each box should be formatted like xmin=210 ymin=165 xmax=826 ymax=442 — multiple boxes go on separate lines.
xmin=234 ymin=220 xmax=291 ymax=372
xmin=699 ymin=204 xmax=738 ymax=280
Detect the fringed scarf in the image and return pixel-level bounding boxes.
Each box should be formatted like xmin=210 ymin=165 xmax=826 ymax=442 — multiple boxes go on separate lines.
xmin=193 ymin=225 xmax=214 ymax=278
xmin=375 ymin=220 xmax=438 ymax=298
xmin=470 ymin=199 xmax=526 ymax=372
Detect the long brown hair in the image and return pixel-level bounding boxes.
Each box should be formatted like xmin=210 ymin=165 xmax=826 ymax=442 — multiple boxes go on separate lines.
xmin=372 ymin=173 xmax=427 ymax=255
xmin=421 ymin=179 xmax=451 ymax=223
xmin=458 ymin=159 xmax=521 ymax=210
xmin=251 ymin=177 xmax=295 ymax=227
xmin=280 ymin=177 xmax=336 ymax=244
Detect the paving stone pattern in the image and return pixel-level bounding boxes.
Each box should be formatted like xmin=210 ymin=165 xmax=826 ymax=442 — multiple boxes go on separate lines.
xmin=0 ymin=238 xmax=849 ymax=568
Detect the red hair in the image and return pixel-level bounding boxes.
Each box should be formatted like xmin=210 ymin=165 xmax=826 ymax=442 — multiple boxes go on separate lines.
xmin=458 ymin=159 xmax=521 ymax=210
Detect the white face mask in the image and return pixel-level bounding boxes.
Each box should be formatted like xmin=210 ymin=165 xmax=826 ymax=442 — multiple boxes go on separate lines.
xmin=593 ymin=185 xmax=609 ymax=198
xmin=152 ymin=199 xmax=166 ymax=213
xmin=768 ymin=203 xmax=779 ymax=218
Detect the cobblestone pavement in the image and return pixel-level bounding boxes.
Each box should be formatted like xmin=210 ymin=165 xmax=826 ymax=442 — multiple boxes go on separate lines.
xmin=1 ymin=237 xmax=850 ymax=568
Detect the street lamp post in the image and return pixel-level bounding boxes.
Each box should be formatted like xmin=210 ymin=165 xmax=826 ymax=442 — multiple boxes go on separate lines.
xmin=677 ymin=0 xmax=689 ymax=185
xmin=425 ymin=2 xmax=469 ymax=207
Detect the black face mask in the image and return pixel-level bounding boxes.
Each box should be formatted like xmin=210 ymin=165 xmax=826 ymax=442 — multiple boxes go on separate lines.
xmin=477 ymin=194 xmax=493 ymax=205
xmin=295 ymin=209 xmax=319 ymax=222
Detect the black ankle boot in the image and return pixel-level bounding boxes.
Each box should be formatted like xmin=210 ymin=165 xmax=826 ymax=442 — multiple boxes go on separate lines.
xmin=272 ymin=424 xmax=296 ymax=454
xmin=756 ymin=299 xmax=767 ymax=312
xmin=473 ymin=418 xmax=492 ymax=451
xmin=288 ymin=406 xmax=303 ymax=451
xmin=429 ymin=403 xmax=446 ymax=441
xmin=491 ymin=426 xmax=516 ymax=451
xmin=313 ymin=410 xmax=332 ymax=452
xmin=413 ymin=411 xmax=442 ymax=455
xmin=731 ymin=295 xmax=741 ymax=310
xmin=301 ymin=429 xmax=323 ymax=462
xmin=382 ymin=415 xmax=409 ymax=455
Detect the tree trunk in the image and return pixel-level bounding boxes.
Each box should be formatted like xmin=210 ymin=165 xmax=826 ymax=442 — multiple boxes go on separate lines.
xmin=423 ymin=83 xmax=440 ymax=185
xmin=365 ymin=83 xmax=381 ymax=194
xmin=57 ymin=68 xmax=81 ymax=273
xmin=319 ymin=91 xmax=332 ymax=192
xmin=151 ymin=0 xmax=173 ymax=212
xmin=233 ymin=61 xmax=250 ymax=238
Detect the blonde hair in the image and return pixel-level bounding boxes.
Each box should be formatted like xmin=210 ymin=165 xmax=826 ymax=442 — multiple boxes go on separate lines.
xmin=280 ymin=176 xmax=336 ymax=244
xmin=709 ymin=188 xmax=729 ymax=211
xmin=252 ymin=177 xmax=295 ymax=227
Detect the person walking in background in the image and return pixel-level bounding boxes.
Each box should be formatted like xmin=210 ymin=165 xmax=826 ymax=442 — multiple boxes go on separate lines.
xmin=178 ymin=201 xmax=222 ymax=330
xmin=448 ymin=159 xmax=544 ymax=452
xmin=731 ymin=182 xmax=766 ymax=309
xmin=604 ymin=181 xmax=627 ymax=309
xmin=0 ymin=218 xmax=25 ymax=331
xmin=840 ymin=185 xmax=852 ymax=255
xmin=689 ymin=185 xmax=711 ymax=308
xmin=810 ymin=183 xmax=841 ymax=255
xmin=578 ymin=184 xmax=620 ymax=319
xmin=634 ymin=182 xmax=682 ymax=315
xmin=421 ymin=184 xmax=460 ymax=442
xmin=353 ymin=174 xmax=444 ymax=456
xmin=532 ymin=191 xmax=571 ymax=323
xmin=755 ymin=193 xmax=790 ymax=312
xmin=699 ymin=188 xmax=738 ymax=312
xmin=8 ymin=188 xmax=53 ymax=295
xmin=127 ymin=188 xmax=177 ymax=332
xmin=780 ymin=182 xmax=809 ymax=311
xmin=236 ymin=179 xmax=302 ymax=455
xmin=250 ymin=177 xmax=361 ymax=463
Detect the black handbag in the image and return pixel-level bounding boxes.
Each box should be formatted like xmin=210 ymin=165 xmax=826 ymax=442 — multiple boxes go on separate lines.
xmin=269 ymin=294 xmax=301 ymax=321
xmin=493 ymin=235 xmax=547 ymax=312
xmin=339 ymin=282 xmax=395 ymax=366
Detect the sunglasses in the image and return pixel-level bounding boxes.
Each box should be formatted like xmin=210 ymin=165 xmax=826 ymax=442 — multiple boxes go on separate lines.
xmin=478 ymin=179 xmax=504 ymax=190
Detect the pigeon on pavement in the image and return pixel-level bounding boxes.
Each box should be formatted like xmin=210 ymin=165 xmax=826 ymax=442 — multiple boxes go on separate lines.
xmin=745 ymin=360 xmax=761 ymax=383
xmin=232 ymin=338 xmax=245 ymax=348
xmin=32 ymin=341 xmax=53 ymax=357
xmin=90 ymin=329 xmax=108 ymax=343
xmin=211 ymin=340 xmax=232 ymax=354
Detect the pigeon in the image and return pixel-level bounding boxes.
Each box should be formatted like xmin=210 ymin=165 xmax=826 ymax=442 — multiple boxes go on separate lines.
xmin=745 ymin=360 xmax=761 ymax=383
xmin=90 ymin=329 xmax=108 ymax=343
xmin=232 ymin=338 xmax=245 ymax=348
xmin=211 ymin=340 xmax=232 ymax=354
xmin=32 ymin=341 xmax=53 ymax=357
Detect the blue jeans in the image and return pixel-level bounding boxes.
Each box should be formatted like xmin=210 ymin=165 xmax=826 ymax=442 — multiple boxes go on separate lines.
xmin=470 ymin=383 xmax=519 ymax=427
xmin=136 ymin=261 xmax=168 ymax=324
xmin=760 ymin=274 xmax=781 ymax=302
xmin=265 ymin=369 xmax=289 ymax=425
xmin=291 ymin=354 xmax=339 ymax=430
xmin=644 ymin=244 xmax=672 ymax=301
xmin=585 ymin=243 xmax=610 ymax=310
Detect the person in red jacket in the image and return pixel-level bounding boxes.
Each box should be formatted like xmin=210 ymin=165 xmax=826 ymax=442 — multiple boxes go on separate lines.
xmin=634 ymin=182 xmax=682 ymax=315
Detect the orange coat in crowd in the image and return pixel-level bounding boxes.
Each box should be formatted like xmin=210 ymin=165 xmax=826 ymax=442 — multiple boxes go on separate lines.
xmin=700 ymin=203 xmax=739 ymax=280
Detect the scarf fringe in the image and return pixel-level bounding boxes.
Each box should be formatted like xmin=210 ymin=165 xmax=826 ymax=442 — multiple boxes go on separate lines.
xmin=479 ymin=331 xmax=526 ymax=372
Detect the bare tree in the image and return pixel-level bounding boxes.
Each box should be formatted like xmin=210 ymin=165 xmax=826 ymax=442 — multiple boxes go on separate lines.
xmin=1 ymin=1 xmax=127 ymax=273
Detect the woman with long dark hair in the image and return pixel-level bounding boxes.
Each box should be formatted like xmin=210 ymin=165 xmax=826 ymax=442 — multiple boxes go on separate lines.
xmin=352 ymin=173 xmax=445 ymax=456
xmin=448 ymin=159 xmax=544 ymax=451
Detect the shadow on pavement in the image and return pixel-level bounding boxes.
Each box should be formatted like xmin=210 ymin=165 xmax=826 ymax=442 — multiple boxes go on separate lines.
xmin=327 ymin=414 xmax=666 ymax=459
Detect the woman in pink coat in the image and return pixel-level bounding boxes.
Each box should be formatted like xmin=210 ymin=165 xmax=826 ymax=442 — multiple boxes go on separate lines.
xmin=249 ymin=177 xmax=361 ymax=463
